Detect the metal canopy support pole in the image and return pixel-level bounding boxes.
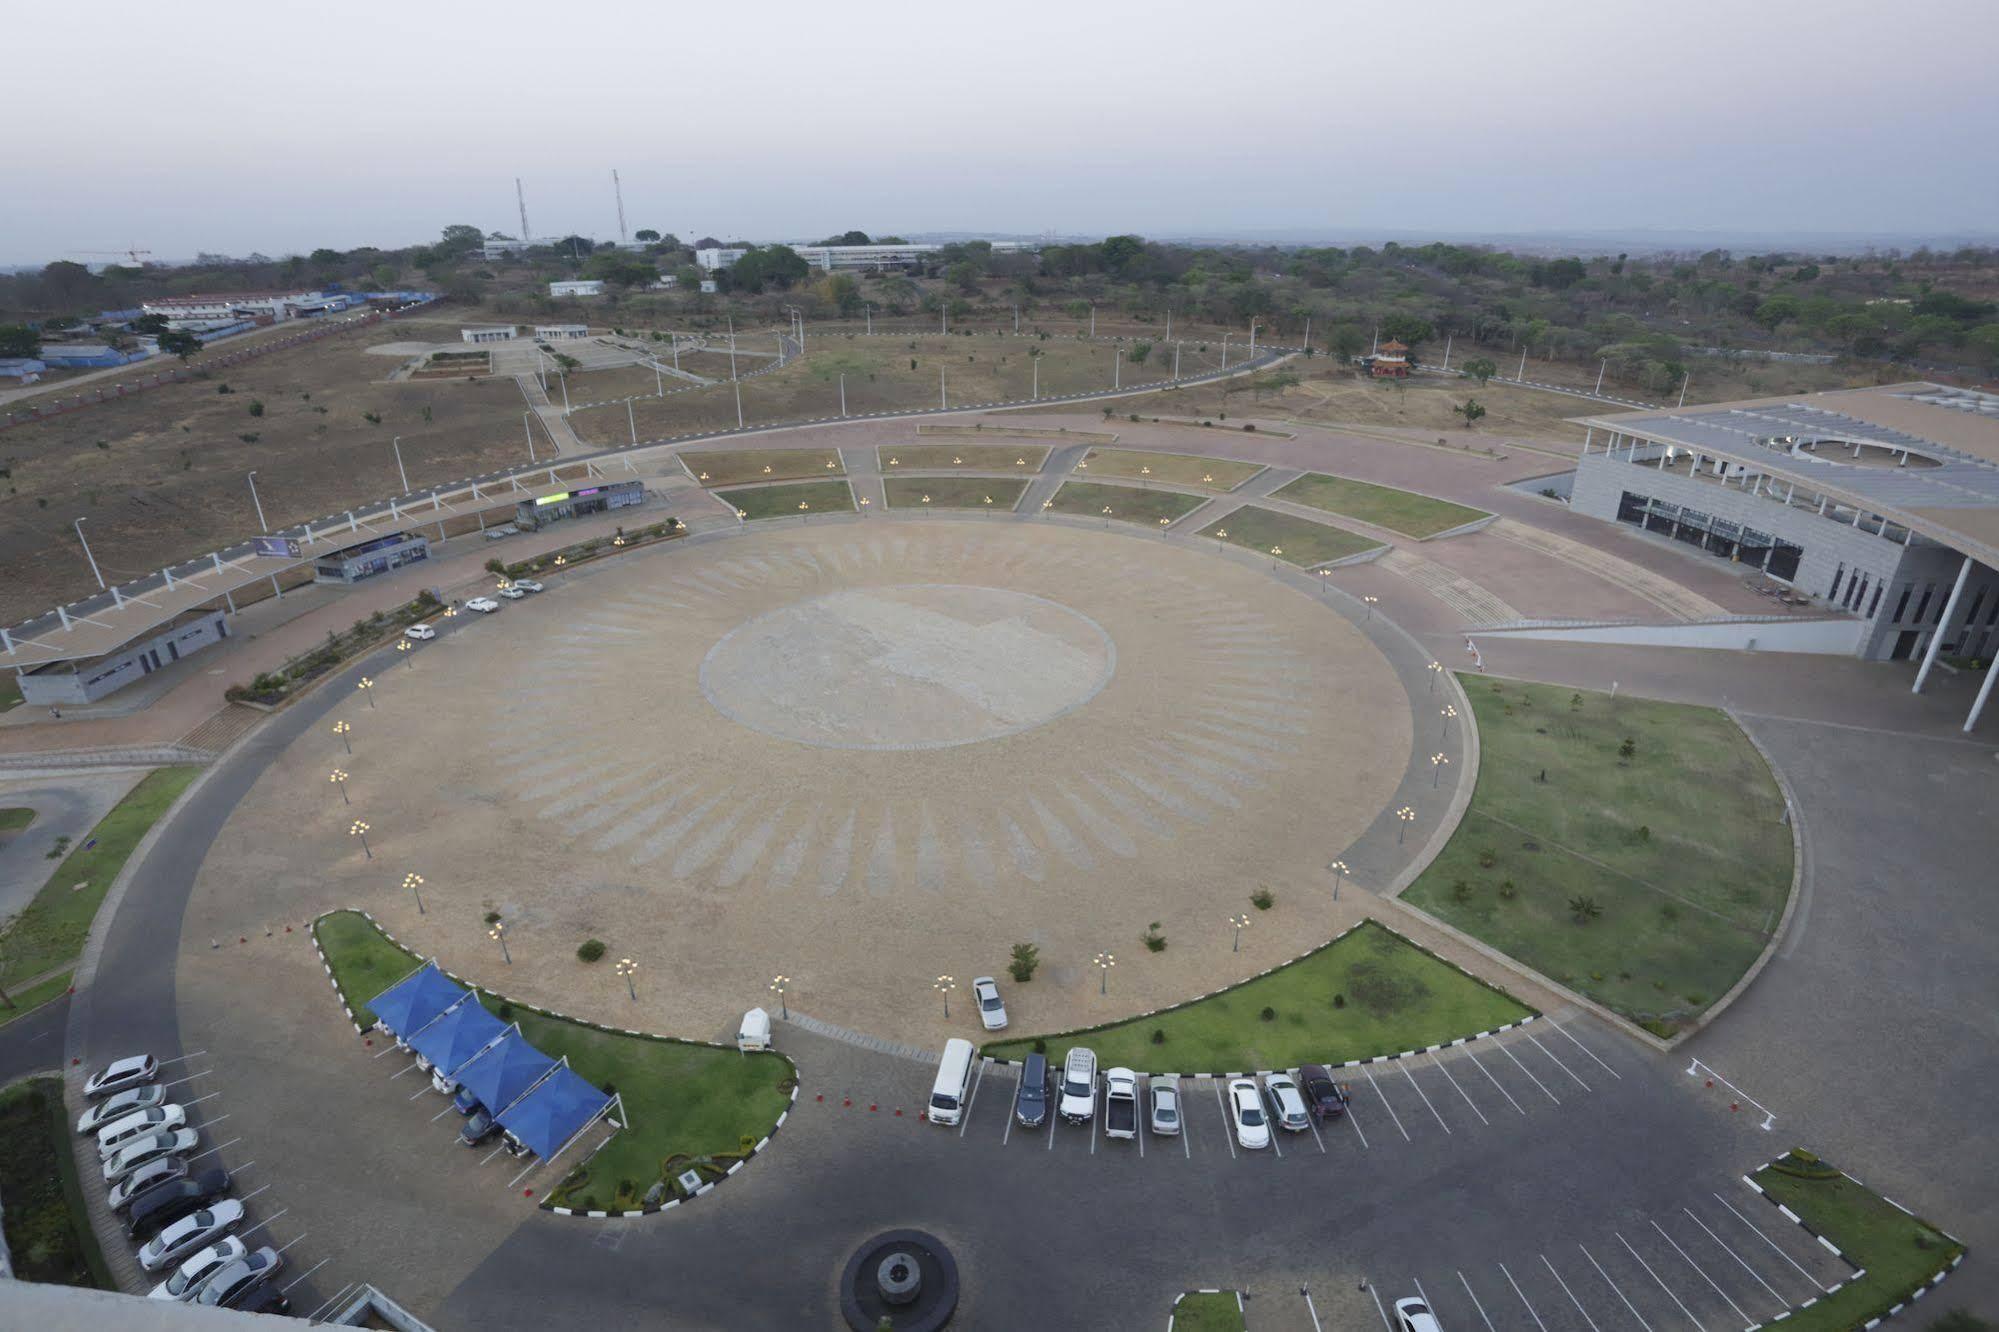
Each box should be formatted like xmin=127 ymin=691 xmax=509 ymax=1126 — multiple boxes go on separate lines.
xmin=1966 ymin=648 xmax=1999 ymax=732
xmin=1913 ymin=555 xmax=1972 ymax=694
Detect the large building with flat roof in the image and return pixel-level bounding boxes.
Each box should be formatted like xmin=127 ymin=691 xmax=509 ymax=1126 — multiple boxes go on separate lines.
xmin=1569 ymin=382 xmax=1999 ymax=730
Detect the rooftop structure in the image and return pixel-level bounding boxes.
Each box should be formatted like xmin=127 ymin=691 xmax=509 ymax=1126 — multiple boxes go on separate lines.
xmin=140 ymin=289 xmax=343 ymax=322
xmin=549 ymin=279 xmax=603 ymax=297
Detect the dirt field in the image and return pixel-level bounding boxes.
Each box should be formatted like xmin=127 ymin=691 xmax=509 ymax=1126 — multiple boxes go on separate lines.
xmin=0 ymin=315 xmax=542 ymax=625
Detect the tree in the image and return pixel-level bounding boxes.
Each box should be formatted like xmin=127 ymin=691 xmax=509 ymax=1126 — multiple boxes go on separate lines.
xmin=132 ymin=313 xmax=169 ymax=335
xmin=634 ymin=228 xmax=660 ymax=243
xmin=438 ymin=224 xmax=484 ymax=254
xmin=818 ymin=273 xmax=863 ymax=317
xmin=722 ymin=245 xmax=810 ymax=294
xmin=1099 ymin=234 xmax=1147 ymax=276
xmin=1568 ymin=895 xmax=1603 ymax=924
xmin=1332 ymin=327 xmax=1367 ymax=362
xmin=945 ymin=260 xmax=981 ymax=294
xmin=157 ymin=328 xmax=202 ymax=360
xmin=309 ymin=247 xmax=344 ymax=268
xmin=815 ymin=230 xmax=871 ymax=247
xmin=1462 ymin=357 xmax=1498 ymax=385
xmin=583 ymin=252 xmax=658 ymax=288
xmin=1454 ymin=397 xmax=1486 ymax=428
xmin=0 ymin=324 xmax=42 ymax=358
xmin=39 ymin=259 xmax=96 ymax=308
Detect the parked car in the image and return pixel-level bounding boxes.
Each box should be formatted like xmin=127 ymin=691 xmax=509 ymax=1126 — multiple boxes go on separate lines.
xmin=1058 ymin=1047 xmax=1098 ymax=1125
xmin=465 ymin=596 xmax=501 ymax=613
xmin=232 ymin=1280 xmax=293 ymax=1316
xmin=459 ymin=1109 xmax=500 ymax=1147
xmin=403 ymin=623 xmax=436 ymax=641
xmin=1394 ymin=1297 xmax=1443 ymax=1332
xmin=1103 ymin=1067 xmax=1139 ymax=1140
xmin=148 ymin=1237 xmax=249 ymax=1301
xmin=1227 ymin=1078 xmax=1270 ymax=1150
xmin=1013 ymin=1053 xmax=1050 ymax=1129
xmin=484 ymin=524 xmax=518 ymax=541
xmin=1261 ymin=1073 xmax=1311 ymax=1133
xmin=195 ymin=1245 xmax=283 ymax=1308
xmin=498 ymin=585 xmax=527 ymax=600
xmin=84 ymin=1053 xmax=158 ymax=1100
xmin=77 ymin=1084 xmax=165 ymax=1134
xmin=104 ymin=1128 xmax=199 ymax=1185
xmin=1298 ymin=1064 xmax=1352 ymax=1120
xmin=452 ymin=1084 xmax=482 ymax=1116
xmin=138 ymin=1200 xmax=245 ymax=1272
xmin=972 ymin=976 xmax=1008 ymax=1031
xmin=98 ymin=1104 xmax=188 ymax=1160
xmin=126 ymin=1168 xmax=232 ymax=1242
xmin=512 ymin=578 xmax=544 ymax=593
xmin=1148 ymin=1075 xmax=1181 ymax=1136
xmin=109 ymin=1157 xmax=189 ymax=1213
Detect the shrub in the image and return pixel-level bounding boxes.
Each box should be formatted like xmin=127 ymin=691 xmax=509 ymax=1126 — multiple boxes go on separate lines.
xmin=1007 ymin=942 xmax=1040 ymax=982
xmin=1498 ymin=880 xmax=1517 ymax=899
xmin=1031 ymin=1038 xmax=1046 ymax=1055
xmin=238 ymin=432 xmax=259 ymax=443
xmin=1568 ymin=895 xmax=1603 ymax=924
xmin=1250 ymin=887 xmax=1274 ymax=910
xmin=577 ymin=938 xmax=606 ymax=963
xmin=497 ymin=1002 xmax=514 ymax=1020
xmin=485 ymin=557 xmax=506 ymax=575
xmin=1259 ymin=1006 xmax=1276 ymax=1022
xmin=362 ymin=411 xmax=382 ymax=424
xmin=1150 ymin=1029 xmax=1165 ymax=1045
xmin=247 ymin=400 xmax=264 ymax=417
xmin=1636 ymin=824 xmax=1651 ymax=842
xmin=1451 ymin=879 xmax=1473 ymax=904
xmin=1141 ymin=922 xmax=1166 ymax=953
xmin=1619 ymin=737 xmax=1637 ymax=760
xmin=1332 ymin=993 xmax=1346 ymax=1009
xmin=1477 ymin=849 xmax=1497 ymax=868
xmin=484 ymin=910 xmax=502 ymax=925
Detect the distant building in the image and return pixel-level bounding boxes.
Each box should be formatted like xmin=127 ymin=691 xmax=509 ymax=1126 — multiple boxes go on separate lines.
xmin=648 ymin=275 xmax=678 ymax=290
xmin=695 ymin=248 xmax=748 ymax=271
xmin=699 ymin=279 xmax=718 ymax=294
xmin=534 ymin=325 xmax=590 ymax=340
xmin=461 ymin=326 xmax=518 ymax=344
xmin=312 ymin=531 xmax=430 ymax=585
xmin=20 ymin=609 xmax=230 ymax=706
xmin=39 ymin=344 xmax=151 ymax=368
xmin=1369 ymin=339 xmax=1410 ymax=379
xmin=140 ymin=290 xmax=352 ymax=323
xmin=482 ymin=238 xmax=534 ymax=261
xmin=0 ymin=357 xmax=45 ymax=383
xmin=549 ymin=280 xmax=603 ymax=298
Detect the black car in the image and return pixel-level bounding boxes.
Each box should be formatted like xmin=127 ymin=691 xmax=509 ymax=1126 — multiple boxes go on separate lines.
xmin=459 ymin=1108 xmax=500 ymax=1146
xmin=233 ymin=1280 xmax=293 ymax=1316
xmin=126 ymin=1167 xmax=232 ymax=1241
xmin=1013 ymin=1053 xmax=1050 ymax=1128
xmin=1298 ymin=1064 xmax=1351 ymax=1120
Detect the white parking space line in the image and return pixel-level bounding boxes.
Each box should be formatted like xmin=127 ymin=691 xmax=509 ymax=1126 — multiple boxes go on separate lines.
xmin=1541 ymin=1253 xmax=1602 ymax=1331
xmin=1000 ymin=1067 xmax=1019 ymax=1146
xmin=1342 ymin=1101 xmax=1371 ymax=1150
xmin=1463 ymin=1046 xmax=1527 ymax=1115
xmin=235 ymin=1183 xmax=272 ymax=1205
xmin=409 ymin=1083 xmax=436 ymax=1101
xmin=959 ymin=1061 xmax=987 ymax=1139
xmin=304 ymin=1282 xmax=358 ymax=1322
xmin=1526 ymin=1032 xmax=1593 ymax=1092
xmin=1458 ymin=1269 xmax=1498 ymax=1331
xmin=1499 ymin=1041 xmax=1562 ymax=1104
xmin=1652 ymin=1219 xmax=1751 ymax=1325
xmin=1364 ymin=1280 xmax=1393 ymax=1329
xmin=1089 ymin=1097 xmax=1098 ymax=1156
xmin=1045 ymin=1101 xmax=1057 ymax=1151
xmin=1400 ymin=1065 xmax=1452 ymax=1134
xmin=1579 ymin=1242 xmax=1653 ymax=1331
xmin=1304 ymin=1110 xmax=1328 ymax=1154
xmin=1302 ymin=1287 xmax=1325 ymax=1331
xmin=1429 ymin=1056 xmax=1489 ymax=1126
xmin=1711 ymin=1193 xmax=1831 ymax=1292
xmin=273 ymin=1233 xmax=309 ymax=1257
xmin=1617 ymin=1232 xmax=1703 ymax=1329
xmin=1500 ymin=1262 xmax=1551 ymax=1331
xmin=389 ymin=1061 xmax=422 ymax=1080
xmin=187 ymin=1137 xmax=241 ymax=1162
xmin=191 ymin=1112 xmax=230 ymax=1131
xmin=1413 ymin=1278 xmax=1438 ymax=1326
xmin=480 ymin=1144 xmax=508 ymax=1165
xmin=1362 ymin=1069 xmax=1412 ymax=1141
xmin=159 ymin=1071 xmax=211 ymax=1091
xmin=1268 ymin=1125 xmax=1284 ymax=1158
xmin=1212 ymin=1082 xmax=1237 ymax=1160
xmin=178 ymin=1091 xmax=221 ymax=1108
xmin=1682 ymin=1206 xmax=1786 ymax=1309
xmin=1551 ymin=1020 xmax=1623 ymax=1079
xmin=373 ymin=1042 xmax=405 ymax=1059
xmin=281 ymin=1256 xmax=330 ymax=1293
xmin=238 ymin=1206 xmax=289 ymax=1238
xmin=430 ymin=1104 xmax=459 ymax=1123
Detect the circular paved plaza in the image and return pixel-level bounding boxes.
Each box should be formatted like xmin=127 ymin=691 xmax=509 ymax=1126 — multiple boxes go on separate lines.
xmin=190 ymin=520 xmax=1417 ymax=1040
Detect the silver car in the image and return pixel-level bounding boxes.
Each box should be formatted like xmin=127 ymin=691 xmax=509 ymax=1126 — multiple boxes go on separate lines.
xmin=1262 ymin=1072 xmax=1312 ymax=1132
xmin=104 ymin=1128 xmax=199 ymax=1185
xmin=109 ymin=1156 xmax=188 ymax=1213
xmin=149 ymin=1237 xmax=249 ymax=1302
xmin=138 ymin=1200 xmax=245 ymax=1272
xmin=1148 ymin=1075 xmax=1181 ymax=1136
xmin=77 ymin=1084 xmax=165 ymax=1134
xmin=84 ymin=1053 xmax=158 ymax=1099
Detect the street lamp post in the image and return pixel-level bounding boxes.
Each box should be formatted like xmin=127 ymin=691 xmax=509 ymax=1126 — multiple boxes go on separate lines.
xmin=1327 ymin=859 xmax=1348 ymax=901
xmin=350 ymin=819 xmax=371 ymax=859
xmin=357 ymin=677 xmax=375 ymax=709
xmin=1093 ymin=951 xmax=1115 ymax=994
xmin=402 ymin=872 xmax=424 ymax=912
xmin=73 ymin=518 xmax=106 ymax=591
xmin=1395 ymin=806 xmax=1416 ymax=846
xmin=769 ymin=975 xmax=790 ymax=1021
xmin=617 ymin=957 xmax=638 ymax=1001
xmin=1363 ymin=594 xmax=1379 ymax=621
xmin=1427 ymin=660 xmax=1444 ymax=694
xmin=1229 ymin=913 xmax=1250 ymax=952
xmin=934 ymin=974 xmax=955 ymax=1019
xmin=246 ymin=471 xmax=269 ymax=533
xmin=396 ymin=638 xmax=414 ymax=669
xmin=329 ymin=769 xmax=349 ymax=805
xmin=332 ymin=720 xmax=352 ymax=754
xmin=489 ymin=919 xmax=509 ymax=962
xmin=393 ymin=436 xmax=410 ymax=493
xmin=1439 ymin=704 xmax=1458 ymax=745
xmin=1431 ymin=752 xmax=1449 ymax=788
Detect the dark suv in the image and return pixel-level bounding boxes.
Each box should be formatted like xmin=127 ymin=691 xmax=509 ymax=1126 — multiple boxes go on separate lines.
xmin=1013 ymin=1053 xmax=1050 ymax=1129
xmin=1298 ymin=1064 xmax=1351 ymax=1120
xmin=126 ymin=1167 xmax=232 ymax=1241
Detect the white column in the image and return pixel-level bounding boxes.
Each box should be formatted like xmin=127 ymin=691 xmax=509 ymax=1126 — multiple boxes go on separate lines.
xmin=1913 ymin=555 xmax=1973 ymax=693
xmin=1966 ymin=649 xmax=1999 ymax=732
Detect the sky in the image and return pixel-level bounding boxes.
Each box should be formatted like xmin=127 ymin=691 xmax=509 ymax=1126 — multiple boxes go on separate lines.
xmin=8 ymin=0 xmax=1998 ymax=266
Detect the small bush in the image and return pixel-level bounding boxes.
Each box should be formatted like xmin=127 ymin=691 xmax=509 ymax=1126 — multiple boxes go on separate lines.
xmin=1259 ymin=1006 xmax=1276 ymax=1022
xmin=1250 ymin=887 xmax=1274 ymax=910
xmin=217 ymin=383 xmax=232 ymax=394
xmin=484 ymin=910 xmax=502 ymax=925
xmin=238 ymin=432 xmax=259 ymax=443
xmin=1007 ymin=942 xmax=1040 ymax=982
xmin=247 ymin=400 xmax=264 ymax=417
xmin=485 ymin=557 xmax=506 ymax=575
xmin=1332 ymin=993 xmax=1346 ymax=1009
xmin=1498 ymin=880 xmax=1517 ymax=899
xmin=1568 ymin=895 xmax=1602 ymax=924
xmin=1477 ymin=849 xmax=1497 ymax=868
xmin=1149 ymin=1029 xmax=1165 ymax=1045
xmin=1141 ymin=922 xmax=1166 ymax=953
xmin=577 ymin=938 xmax=607 ymax=963
xmin=362 ymin=411 xmax=382 ymax=424
xmin=496 ymin=1002 xmax=514 ymax=1020
xmin=1031 ymin=1038 xmax=1046 ymax=1055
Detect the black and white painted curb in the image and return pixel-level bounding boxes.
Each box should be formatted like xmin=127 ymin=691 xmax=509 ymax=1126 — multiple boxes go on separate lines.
xmin=310 ymin=909 xmax=799 ymax=1219
xmin=1167 ymin=1288 xmax=1243 ymax=1331
xmin=980 ymin=919 xmax=1539 ymax=1078
xmin=1739 ymin=1154 xmax=1967 ymax=1329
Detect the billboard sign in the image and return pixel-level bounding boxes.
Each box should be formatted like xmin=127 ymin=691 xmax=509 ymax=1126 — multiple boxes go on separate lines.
xmin=252 ymin=535 xmax=303 ymax=559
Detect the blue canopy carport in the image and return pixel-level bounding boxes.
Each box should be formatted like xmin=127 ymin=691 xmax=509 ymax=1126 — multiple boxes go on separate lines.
xmin=451 ymin=1029 xmax=558 ymax=1116
xmin=366 ymin=961 xmax=468 ymax=1042
xmin=496 ymin=1061 xmax=617 ymax=1162
xmin=408 ymin=996 xmax=510 ymax=1079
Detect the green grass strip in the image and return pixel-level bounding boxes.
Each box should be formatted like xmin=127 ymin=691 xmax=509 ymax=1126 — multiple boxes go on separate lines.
xmin=1750 ymin=1151 xmax=1963 ymax=1330
xmin=1172 ymin=1291 xmax=1246 ymax=1331
xmin=0 ymin=1077 xmax=114 ymax=1289
xmin=0 ymin=971 xmax=73 ymax=1028
xmin=1046 ymin=480 xmax=1206 ymax=526
xmin=1199 ymin=505 xmax=1383 ymax=566
xmin=312 ymin=911 xmax=793 ymax=1209
xmin=0 ymin=767 xmax=200 ymax=989
xmin=0 ymin=806 xmax=35 ymax=833
xmin=982 ymin=920 xmax=1532 ymax=1073
xmin=717 ymin=479 xmax=854 ymax=520
xmin=884 ymin=477 xmax=1026 ymax=510
xmin=1276 ymin=472 xmax=1489 ymax=538
xmin=682 ymin=448 xmax=844 ymax=486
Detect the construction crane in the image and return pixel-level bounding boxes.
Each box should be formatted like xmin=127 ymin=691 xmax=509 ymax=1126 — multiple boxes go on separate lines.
xmin=71 ymin=247 xmax=154 ymax=267
xmin=612 ymin=169 xmax=628 ymax=246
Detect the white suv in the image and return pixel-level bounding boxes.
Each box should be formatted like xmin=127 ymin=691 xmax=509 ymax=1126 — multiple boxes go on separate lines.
xmin=1057 ymin=1047 xmax=1097 ymax=1124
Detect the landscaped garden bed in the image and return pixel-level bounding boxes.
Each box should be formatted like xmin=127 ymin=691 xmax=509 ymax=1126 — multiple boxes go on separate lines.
xmin=1197 ymin=505 xmax=1383 ymax=566
xmin=1044 ymin=480 xmax=1206 ymax=527
xmin=1275 ymin=472 xmax=1490 ymax=538
xmin=0 ymin=1077 xmax=113 ymax=1288
xmin=883 ymin=477 xmax=1027 ymax=510
xmin=717 ymin=480 xmax=856 ymax=520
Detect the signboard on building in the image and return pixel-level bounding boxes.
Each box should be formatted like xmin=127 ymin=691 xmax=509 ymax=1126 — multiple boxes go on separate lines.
xmin=253 ymin=536 xmax=303 ymax=559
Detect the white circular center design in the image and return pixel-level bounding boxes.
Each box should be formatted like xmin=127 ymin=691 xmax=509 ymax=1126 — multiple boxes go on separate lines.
xmin=699 ymin=584 xmax=1116 ymax=750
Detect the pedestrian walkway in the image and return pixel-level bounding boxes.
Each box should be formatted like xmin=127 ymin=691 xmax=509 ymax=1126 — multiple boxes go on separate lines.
xmin=781 ymin=1011 xmax=940 ymax=1064
xmin=1377 ymin=549 xmax=1522 ymax=625
xmin=1488 ymin=518 xmax=1727 ymax=620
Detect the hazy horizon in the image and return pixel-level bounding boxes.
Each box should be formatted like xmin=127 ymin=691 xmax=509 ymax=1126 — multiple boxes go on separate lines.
xmin=9 ymin=0 xmax=1998 ymax=267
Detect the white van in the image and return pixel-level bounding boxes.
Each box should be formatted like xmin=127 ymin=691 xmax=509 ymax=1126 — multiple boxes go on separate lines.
xmin=928 ymin=1038 xmax=976 ymax=1127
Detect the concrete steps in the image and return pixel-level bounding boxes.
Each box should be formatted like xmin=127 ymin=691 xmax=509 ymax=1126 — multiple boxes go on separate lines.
xmin=175 ymin=704 xmax=263 ymax=756
xmin=1488 ymin=518 xmax=1726 ymax=620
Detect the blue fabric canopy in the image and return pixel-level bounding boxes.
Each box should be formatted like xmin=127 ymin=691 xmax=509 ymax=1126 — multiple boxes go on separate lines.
xmin=451 ymin=1031 xmax=557 ymax=1116
xmin=367 ymin=962 xmax=467 ymax=1040
xmin=496 ymin=1064 xmax=612 ymax=1159
xmin=407 ymin=998 xmax=509 ymax=1077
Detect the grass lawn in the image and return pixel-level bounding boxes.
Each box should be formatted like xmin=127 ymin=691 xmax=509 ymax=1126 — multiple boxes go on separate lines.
xmin=884 ymin=477 xmax=1027 ymax=510
xmin=1172 ymin=1292 xmax=1245 ymax=1331
xmin=1045 ymin=480 xmax=1206 ymax=527
xmin=0 ymin=767 xmax=199 ymax=990
xmin=1080 ymin=449 xmax=1262 ymax=492
xmin=1275 ymin=472 xmax=1491 ymax=538
xmin=681 ymin=448 xmax=844 ymax=486
xmin=1750 ymin=1151 xmax=1963 ymax=1329
xmin=717 ymin=480 xmax=855 ymax=520
xmin=0 ymin=806 xmax=35 ymax=833
xmin=880 ymin=444 xmax=1048 ymax=471
xmin=0 ymin=674 xmax=22 ymax=712
xmin=0 ymin=970 xmax=72 ymax=1027
xmin=1404 ymin=677 xmax=1792 ymax=1035
xmin=313 ymin=911 xmax=793 ymax=1210
xmin=1198 ymin=505 xmax=1383 ymax=567
xmin=0 ymin=1077 xmax=113 ymax=1289
xmin=982 ymin=921 xmax=1532 ymax=1073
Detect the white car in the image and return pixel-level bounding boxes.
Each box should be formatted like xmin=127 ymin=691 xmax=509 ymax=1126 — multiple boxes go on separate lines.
xmin=149 ymin=1237 xmax=249 ymax=1301
xmin=512 ymin=578 xmax=544 ymax=593
xmin=109 ymin=1157 xmax=188 ymax=1213
xmin=1394 ymin=1297 xmax=1443 ymax=1332
xmin=138 ymin=1199 xmax=245 ymax=1272
xmin=78 ymin=1084 xmax=165 ymax=1134
xmin=104 ymin=1128 xmax=199 ymax=1185
xmin=1227 ymin=1078 xmax=1270 ymax=1150
xmin=1057 ymin=1047 xmax=1097 ymax=1124
xmin=497 ymin=585 xmax=527 ymax=600
xmin=465 ymin=596 xmax=501 ymax=613
xmin=85 ymin=1053 xmax=158 ymax=1099
xmin=97 ymin=1104 xmax=188 ymax=1160
xmin=403 ymin=623 xmax=436 ymax=641
xmin=1148 ymin=1075 xmax=1181 ymax=1136
xmin=196 ymin=1245 xmax=283 ymax=1308
xmin=972 ymin=976 xmax=1007 ymax=1031
xmin=1262 ymin=1072 xmax=1311 ymax=1133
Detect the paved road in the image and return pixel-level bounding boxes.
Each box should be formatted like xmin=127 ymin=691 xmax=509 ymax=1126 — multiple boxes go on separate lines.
xmin=0 ymin=771 xmax=146 ymax=918
xmin=0 ymin=990 xmax=69 ymax=1085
